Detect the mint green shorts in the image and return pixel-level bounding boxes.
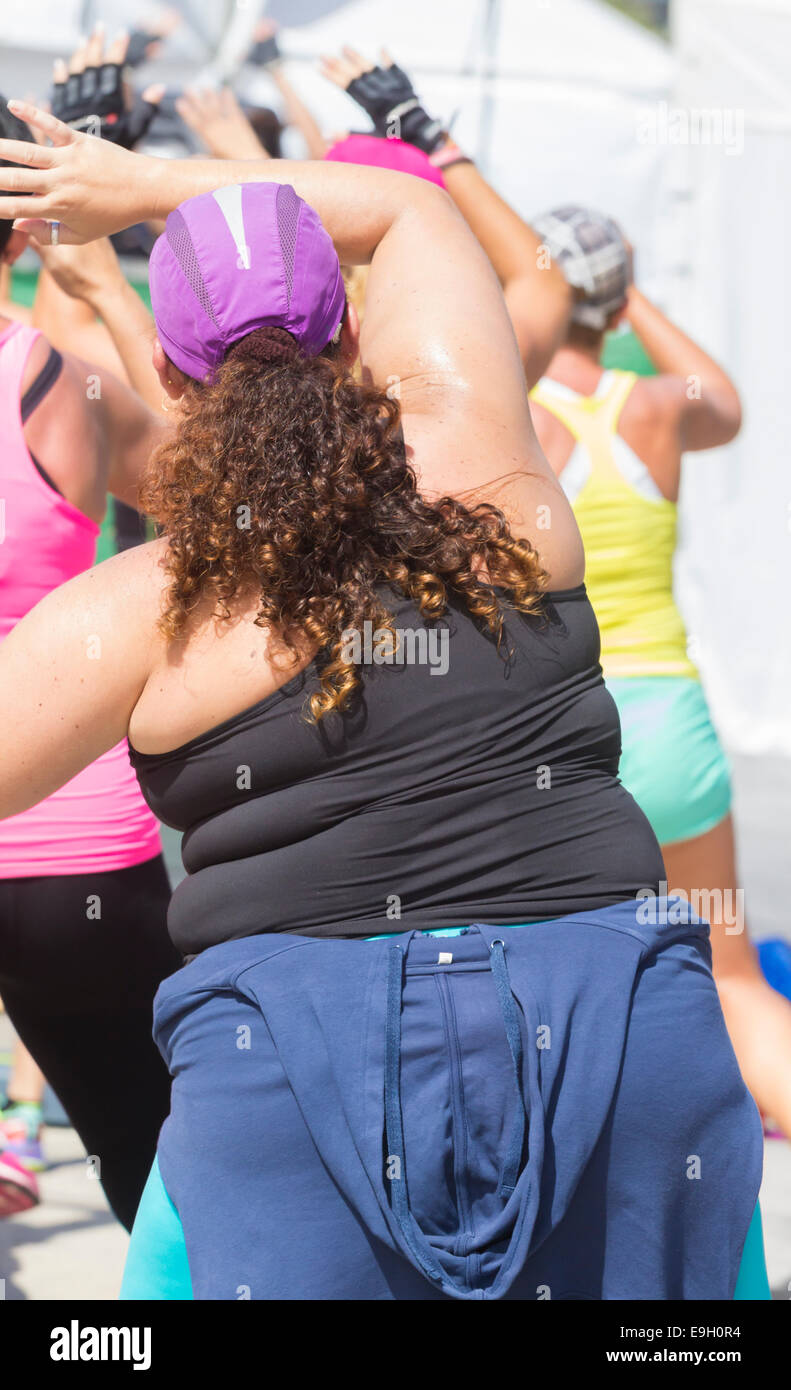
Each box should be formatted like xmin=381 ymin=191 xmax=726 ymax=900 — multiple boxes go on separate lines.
xmin=607 ymin=676 xmax=732 ymax=847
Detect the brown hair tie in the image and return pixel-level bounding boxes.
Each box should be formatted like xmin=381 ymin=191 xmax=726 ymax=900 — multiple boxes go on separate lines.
xmin=227 ymin=326 xmax=302 ymax=367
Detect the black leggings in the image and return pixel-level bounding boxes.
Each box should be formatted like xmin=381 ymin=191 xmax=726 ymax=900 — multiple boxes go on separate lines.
xmin=0 ymin=855 xmax=180 ymax=1231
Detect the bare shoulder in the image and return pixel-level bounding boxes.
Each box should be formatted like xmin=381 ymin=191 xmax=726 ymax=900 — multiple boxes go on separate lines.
xmin=624 ymin=373 xmax=686 ymax=426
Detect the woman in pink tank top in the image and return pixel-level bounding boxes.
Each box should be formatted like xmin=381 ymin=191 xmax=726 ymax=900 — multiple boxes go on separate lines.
xmin=0 ymin=109 xmax=179 ymax=1229
xmin=0 ymin=319 xmax=162 ymax=876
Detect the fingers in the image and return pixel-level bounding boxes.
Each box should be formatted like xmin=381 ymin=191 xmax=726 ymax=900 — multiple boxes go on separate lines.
xmin=83 ymin=23 xmax=105 ymax=70
xmin=319 ymin=55 xmax=363 ymax=89
xmin=318 ymin=57 xmax=347 ymax=89
xmin=254 ymin=19 xmax=277 ymax=41
xmin=141 ymin=83 xmax=166 ymax=108
xmin=175 ymin=89 xmax=198 ymax=120
xmin=53 ymin=58 xmax=68 ymax=86
xmin=0 ymin=125 xmax=56 ymax=168
xmin=320 ymin=47 xmax=375 ymax=89
xmin=177 ymin=87 xmax=225 ymax=125
xmin=7 ymin=99 xmax=78 ymax=148
xmin=106 ymin=30 xmax=130 ymax=67
xmin=0 ymin=227 xmax=30 ymax=266
xmin=9 ymin=218 xmax=82 ymax=247
xmin=380 ymin=47 xmax=394 ymax=68
xmin=69 ymin=35 xmax=88 ymax=76
xmin=342 ymin=47 xmax=374 ymax=73
xmin=175 ymin=89 xmax=207 ymax=132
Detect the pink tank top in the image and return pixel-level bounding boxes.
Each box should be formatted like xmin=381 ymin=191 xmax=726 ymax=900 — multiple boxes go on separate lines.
xmin=0 ymin=319 xmax=161 ymax=877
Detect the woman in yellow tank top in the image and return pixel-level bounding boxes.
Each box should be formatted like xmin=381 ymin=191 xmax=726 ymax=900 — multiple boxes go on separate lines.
xmin=521 ymin=205 xmax=791 ymax=1141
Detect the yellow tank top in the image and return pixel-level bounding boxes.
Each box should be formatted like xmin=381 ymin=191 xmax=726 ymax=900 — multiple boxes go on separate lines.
xmin=530 ymin=369 xmax=698 ymax=679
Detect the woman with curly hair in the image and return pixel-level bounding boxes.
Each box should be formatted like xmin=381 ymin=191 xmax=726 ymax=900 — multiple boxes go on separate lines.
xmin=0 ymin=102 xmax=763 ymax=1301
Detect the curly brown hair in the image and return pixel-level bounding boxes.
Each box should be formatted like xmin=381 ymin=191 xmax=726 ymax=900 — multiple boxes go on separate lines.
xmin=141 ymin=326 xmax=548 ymax=721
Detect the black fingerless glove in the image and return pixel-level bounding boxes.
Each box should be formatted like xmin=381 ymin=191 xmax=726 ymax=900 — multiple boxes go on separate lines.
xmin=51 ymin=64 xmax=158 ymax=148
xmin=53 ymin=63 xmax=125 ymax=124
xmin=248 ymin=32 xmax=281 ymax=67
xmin=125 ymin=29 xmax=156 ymax=69
xmin=345 ymin=63 xmax=444 ymax=154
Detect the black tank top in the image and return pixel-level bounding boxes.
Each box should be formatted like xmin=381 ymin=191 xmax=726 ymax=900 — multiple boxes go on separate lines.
xmin=130 ymin=585 xmax=663 ymax=955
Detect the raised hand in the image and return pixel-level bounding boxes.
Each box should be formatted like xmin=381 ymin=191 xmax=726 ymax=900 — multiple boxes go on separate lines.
xmin=51 ymin=24 xmax=164 ymax=149
xmin=125 ymin=8 xmax=182 ymax=69
xmin=320 ymin=47 xmax=444 ymax=153
xmin=0 ymin=102 xmax=154 ymax=245
xmin=247 ymin=19 xmax=281 ymax=69
xmin=175 ymin=87 xmax=268 ymax=162
xmin=29 ymin=232 xmax=124 ymax=305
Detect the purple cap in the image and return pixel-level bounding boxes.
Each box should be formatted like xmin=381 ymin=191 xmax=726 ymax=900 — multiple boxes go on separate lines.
xmin=149 ymin=182 xmax=346 ymax=381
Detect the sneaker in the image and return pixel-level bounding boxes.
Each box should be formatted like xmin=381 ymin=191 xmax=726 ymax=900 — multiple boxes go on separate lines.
xmin=0 ymin=1149 xmax=40 ymax=1217
xmin=0 ymin=1103 xmax=46 ymax=1172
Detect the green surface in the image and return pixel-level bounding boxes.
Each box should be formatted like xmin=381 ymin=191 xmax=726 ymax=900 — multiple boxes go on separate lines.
xmin=10 ymin=265 xmax=151 ymax=310
xmin=601 ymin=328 xmax=657 ymax=377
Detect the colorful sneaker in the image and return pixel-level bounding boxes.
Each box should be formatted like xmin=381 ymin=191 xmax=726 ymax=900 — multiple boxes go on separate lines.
xmin=0 ymin=1149 xmax=40 ymax=1217
xmin=0 ymin=1103 xmax=46 ymax=1172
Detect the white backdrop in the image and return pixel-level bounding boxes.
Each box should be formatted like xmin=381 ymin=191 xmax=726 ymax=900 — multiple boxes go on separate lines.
xmin=670 ymin=0 xmax=791 ymax=754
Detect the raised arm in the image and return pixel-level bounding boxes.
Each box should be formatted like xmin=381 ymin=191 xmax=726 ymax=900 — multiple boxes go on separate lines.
xmin=626 ymin=286 xmax=742 ymax=451
xmin=25 ymin=239 xmax=165 ymax=510
xmin=0 ymin=545 xmax=164 ymax=818
xmin=318 ymin=49 xmax=572 ymax=389
xmin=32 ymin=234 xmax=166 ymax=416
xmin=436 ymin=146 xmax=572 ymax=390
xmin=0 ymin=103 xmax=583 ymax=584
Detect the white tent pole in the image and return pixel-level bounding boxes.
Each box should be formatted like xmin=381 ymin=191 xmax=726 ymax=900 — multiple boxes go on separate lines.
xmin=190 ymin=0 xmax=267 ymax=85
xmin=476 ymin=0 xmax=502 ymax=173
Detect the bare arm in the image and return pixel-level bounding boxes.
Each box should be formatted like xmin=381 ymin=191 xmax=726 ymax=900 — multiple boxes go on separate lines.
xmin=626 ymin=286 xmax=742 ymax=451
xmin=26 ymin=239 xmax=165 ymax=510
xmin=91 ymin=360 xmax=166 ymax=509
xmin=32 ymin=235 xmax=167 ymax=416
xmin=21 ymin=339 xmax=164 ymax=515
xmin=439 ymin=147 xmax=572 ymax=389
xmin=0 ymin=105 xmax=583 ymax=584
xmin=317 ymin=52 xmax=571 ymax=387
xmin=32 ymin=260 xmax=130 ymax=380
xmin=0 ymin=546 xmax=163 ymax=818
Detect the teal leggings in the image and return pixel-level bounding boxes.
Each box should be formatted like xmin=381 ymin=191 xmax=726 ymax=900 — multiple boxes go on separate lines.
xmin=122 ymin=1161 xmax=770 ymax=1301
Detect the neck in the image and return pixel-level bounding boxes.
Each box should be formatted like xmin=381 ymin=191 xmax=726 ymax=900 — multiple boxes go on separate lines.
xmin=546 ymin=344 xmax=606 ymax=389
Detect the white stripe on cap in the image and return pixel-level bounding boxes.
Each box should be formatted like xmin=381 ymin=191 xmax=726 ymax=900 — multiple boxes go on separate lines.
xmin=212 ymin=185 xmax=251 ymax=270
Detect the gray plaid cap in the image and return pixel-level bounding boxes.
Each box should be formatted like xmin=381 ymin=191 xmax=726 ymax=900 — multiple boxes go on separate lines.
xmin=532 ymin=205 xmax=632 ymax=331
